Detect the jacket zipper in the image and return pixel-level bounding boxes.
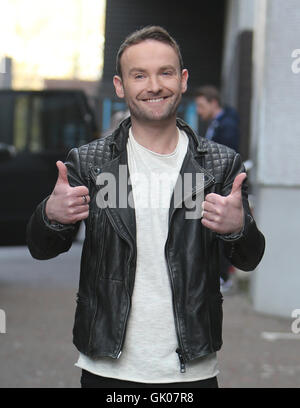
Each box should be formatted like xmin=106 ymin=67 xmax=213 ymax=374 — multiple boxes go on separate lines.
xmin=165 ymin=174 xmax=216 ymax=373
xmin=165 ymin=238 xmax=186 ymax=373
xmin=87 ymin=211 xmax=107 ymax=354
xmin=88 ymin=159 xmax=215 ymax=363
xmin=104 ymin=208 xmax=135 ymax=359
xmin=176 ymin=348 xmax=186 ymax=373
xmin=88 ymin=168 xmax=135 ymax=358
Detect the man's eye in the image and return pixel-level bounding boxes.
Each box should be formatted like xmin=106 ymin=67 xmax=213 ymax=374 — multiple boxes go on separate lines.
xmin=135 ymin=74 xmax=144 ymax=79
xmin=162 ymin=71 xmax=172 ymax=76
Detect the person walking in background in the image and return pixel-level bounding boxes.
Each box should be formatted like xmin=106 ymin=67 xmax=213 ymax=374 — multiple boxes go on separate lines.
xmin=194 ymin=85 xmax=240 ymax=153
xmin=195 ymin=85 xmax=241 ymax=292
xmin=27 ymin=26 xmax=265 ymax=388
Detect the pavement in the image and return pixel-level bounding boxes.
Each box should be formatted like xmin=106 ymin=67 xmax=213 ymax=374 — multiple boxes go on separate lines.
xmin=1 ymin=242 xmax=300 ymax=388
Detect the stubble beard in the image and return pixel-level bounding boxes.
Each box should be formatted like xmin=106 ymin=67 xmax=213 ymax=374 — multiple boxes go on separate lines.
xmin=125 ymin=92 xmax=182 ymax=123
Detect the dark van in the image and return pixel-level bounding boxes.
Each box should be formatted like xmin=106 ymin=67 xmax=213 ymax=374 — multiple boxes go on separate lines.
xmin=0 ymin=90 xmax=98 ymax=245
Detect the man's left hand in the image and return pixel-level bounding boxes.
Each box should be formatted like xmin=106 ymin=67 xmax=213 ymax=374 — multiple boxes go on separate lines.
xmin=201 ymin=172 xmax=247 ymax=235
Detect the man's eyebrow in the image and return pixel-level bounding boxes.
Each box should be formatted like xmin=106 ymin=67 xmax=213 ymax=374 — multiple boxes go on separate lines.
xmin=159 ymin=65 xmax=177 ymax=71
xmin=128 ymin=67 xmax=147 ymax=75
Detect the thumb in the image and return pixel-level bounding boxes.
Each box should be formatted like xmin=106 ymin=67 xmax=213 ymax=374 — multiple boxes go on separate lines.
xmin=230 ymin=172 xmax=247 ymax=196
xmin=56 ymin=161 xmax=69 ymax=186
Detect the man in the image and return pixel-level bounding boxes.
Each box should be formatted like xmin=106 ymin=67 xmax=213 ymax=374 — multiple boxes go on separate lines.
xmin=195 ymin=86 xmax=241 ymax=290
xmin=195 ymin=85 xmax=240 ymax=152
xmin=27 ymin=26 xmax=265 ymax=388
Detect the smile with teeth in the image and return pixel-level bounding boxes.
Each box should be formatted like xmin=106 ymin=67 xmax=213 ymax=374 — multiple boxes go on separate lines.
xmin=144 ymin=97 xmax=167 ymax=103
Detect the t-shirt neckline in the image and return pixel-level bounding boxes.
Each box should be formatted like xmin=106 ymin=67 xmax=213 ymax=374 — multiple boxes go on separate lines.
xmin=129 ymin=127 xmax=181 ymax=158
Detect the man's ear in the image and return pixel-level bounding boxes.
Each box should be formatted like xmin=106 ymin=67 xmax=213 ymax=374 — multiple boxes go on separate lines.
xmin=113 ymin=75 xmax=125 ymax=98
xmin=181 ymin=69 xmax=189 ymax=94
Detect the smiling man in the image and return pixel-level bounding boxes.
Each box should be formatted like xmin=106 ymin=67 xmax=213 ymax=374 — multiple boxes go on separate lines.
xmin=27 ymin=26 xmax=265 ymax=388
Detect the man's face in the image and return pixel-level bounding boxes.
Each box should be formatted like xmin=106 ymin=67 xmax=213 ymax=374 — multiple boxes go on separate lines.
xmin=113 ymin=40 xmax=188 ymax=123
xmin=195 ymin=96 xmax=214 ymax=121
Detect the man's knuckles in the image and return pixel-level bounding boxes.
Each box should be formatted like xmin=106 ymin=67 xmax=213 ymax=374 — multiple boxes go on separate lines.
xmin=205 ymin=193 xmax=227 ymax=205
xmin=205 ymin=192 xmax=218 ymax=201
xmin=54 ymin=183 xmax=89 ymax=196
xmin=73 ymin=186 xmax=89 ymax=196
xmin=68 ymin=196 xmax=91 ymax=207
xmin=77 ymin=195 xmax=90 ymax=205
xmin=203 ymin=197 xmax=226 ymax=211
xmin=67 ymin=204 xmax=89 ymax=214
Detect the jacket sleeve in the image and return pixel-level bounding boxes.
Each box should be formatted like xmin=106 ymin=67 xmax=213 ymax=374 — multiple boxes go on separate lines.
xmin=26 ymin=148 xmax=86 ymax=260
xmin=216 ymin=153 xmax=265 ymax=271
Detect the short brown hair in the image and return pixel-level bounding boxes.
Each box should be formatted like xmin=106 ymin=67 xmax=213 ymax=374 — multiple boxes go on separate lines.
xmin=116 ymin=25 xmax=184 ymax=78
xmin=194 ymin=85 xmax=222 ymax=106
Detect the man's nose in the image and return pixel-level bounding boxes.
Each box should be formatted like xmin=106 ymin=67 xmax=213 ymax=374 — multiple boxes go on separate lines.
xmin=147 ymin=76 xmax=162 ymax=93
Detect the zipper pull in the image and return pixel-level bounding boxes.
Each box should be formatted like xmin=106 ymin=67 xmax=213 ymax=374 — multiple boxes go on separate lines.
xmin=176 ymin=348 xmax=186 ymax=373
xmin=117 ymin=350 xmax=122 ymax=359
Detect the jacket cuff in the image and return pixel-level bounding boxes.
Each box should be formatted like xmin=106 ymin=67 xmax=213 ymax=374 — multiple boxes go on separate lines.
xmin=217 ymin=212 xmax=253 ymax=242
xmin=41 ymin=197 xmax=75 ymax=233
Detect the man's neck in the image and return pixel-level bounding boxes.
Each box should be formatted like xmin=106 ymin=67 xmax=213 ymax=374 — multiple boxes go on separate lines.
xmin=212 ymin=106 xmax=223 ymax=120
xmin=130 ymin=118 xmax=179 ymax=154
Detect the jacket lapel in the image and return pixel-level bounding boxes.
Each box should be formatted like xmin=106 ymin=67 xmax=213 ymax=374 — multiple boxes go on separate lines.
xmin=168 ymin=146 xmax=215 ymax=224
xmin=167 ymin=119 xmax=215 ymax=223
xmin=89 ymin=127 xmax=136 ymax=246
xmin=89 ymin=117 xmax=215 ymax=244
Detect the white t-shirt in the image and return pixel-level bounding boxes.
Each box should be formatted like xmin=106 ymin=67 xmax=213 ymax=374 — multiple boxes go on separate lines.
xmin=75 ymin=127 xmax=219 ymax=383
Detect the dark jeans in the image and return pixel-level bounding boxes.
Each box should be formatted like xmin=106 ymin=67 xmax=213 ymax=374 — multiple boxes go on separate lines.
xmin=80 ymin=369 xmax=218 ymax=388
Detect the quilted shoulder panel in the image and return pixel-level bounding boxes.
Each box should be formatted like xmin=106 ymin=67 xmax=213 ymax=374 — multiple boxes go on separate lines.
xmin=77 ymin=134 xmax=114 ymax=176
xmin=203 ymin=139 xmax=237 ymax=182
xmin=75 ymin=129 xmax=239 ymax=185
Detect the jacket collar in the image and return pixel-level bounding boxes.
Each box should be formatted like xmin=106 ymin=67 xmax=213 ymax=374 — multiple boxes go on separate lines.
xmin=108 ymin=116 xmax=210 ymax=159
xmin=92 ymin=117 xmax=214 ymax=246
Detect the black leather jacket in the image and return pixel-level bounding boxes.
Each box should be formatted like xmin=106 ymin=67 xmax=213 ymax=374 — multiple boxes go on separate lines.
xmin=26 ymin=117 xmax=265 ymax=371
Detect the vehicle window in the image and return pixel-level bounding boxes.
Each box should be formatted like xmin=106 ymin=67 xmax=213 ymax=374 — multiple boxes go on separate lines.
xmin=0 ymin=91 xmax=95 ymax=153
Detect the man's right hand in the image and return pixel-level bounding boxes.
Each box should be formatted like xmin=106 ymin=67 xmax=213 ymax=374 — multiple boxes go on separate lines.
xmin=45 ymin=161 xmax=90 ymax=224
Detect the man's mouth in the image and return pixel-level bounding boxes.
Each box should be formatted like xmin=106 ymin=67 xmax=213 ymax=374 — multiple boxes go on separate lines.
xmin=142 ymin=96 xmax=169 ymax=103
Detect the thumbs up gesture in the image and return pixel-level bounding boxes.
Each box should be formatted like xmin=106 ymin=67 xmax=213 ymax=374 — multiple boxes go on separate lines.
xmin=45 ymin=161 xmax=90 ymax=224
xmin=201 ymin=172 xmax=247 ymax=235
